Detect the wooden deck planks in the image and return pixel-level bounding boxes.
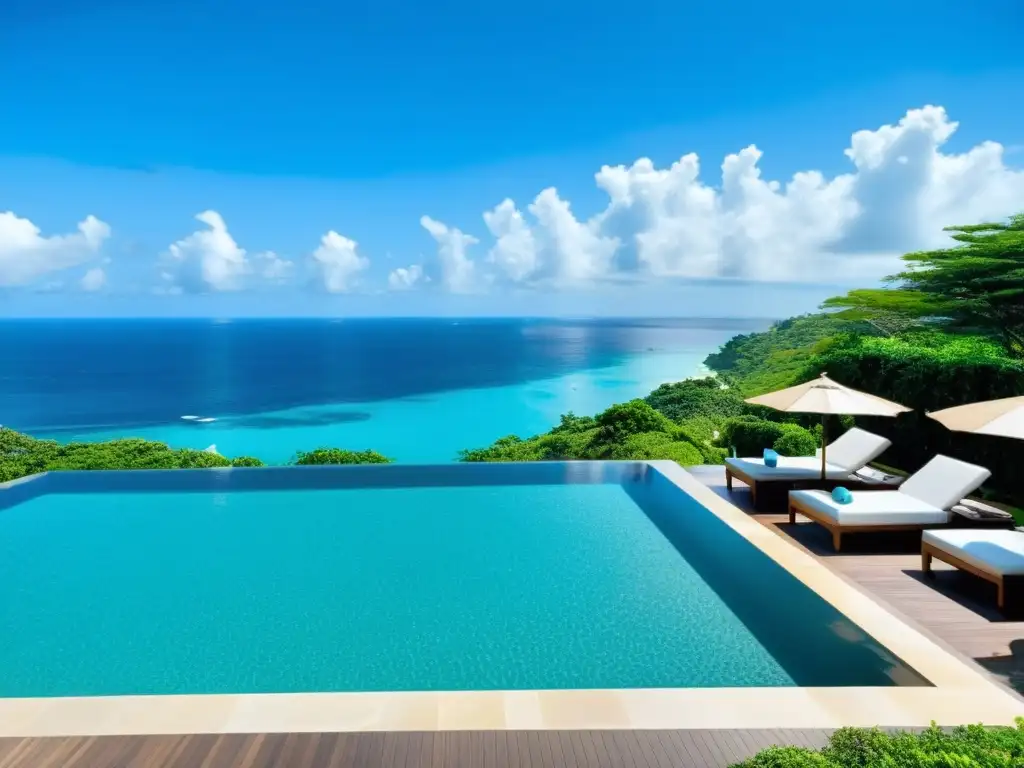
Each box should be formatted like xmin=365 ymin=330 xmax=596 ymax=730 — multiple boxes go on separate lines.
xmin=691 ymin=464 xmax=1024 ymax=692
xmin=0 ymin=730 xmax=851 ymax=768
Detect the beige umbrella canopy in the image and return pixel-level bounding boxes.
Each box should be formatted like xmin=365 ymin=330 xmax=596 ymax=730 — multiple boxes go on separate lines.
xmin=927 ymin=396 xmax=1024 ymax=440
xmin=744 ymin=373 xmax=912 ymax=479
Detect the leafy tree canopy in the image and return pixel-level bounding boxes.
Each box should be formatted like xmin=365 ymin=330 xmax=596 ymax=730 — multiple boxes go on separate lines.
xmin=824 ymin=213 xmax=1024 ymax=355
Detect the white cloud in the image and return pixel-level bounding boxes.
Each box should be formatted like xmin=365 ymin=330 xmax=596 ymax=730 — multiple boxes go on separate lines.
xmin=483 ymin=199 xmax=539 ymax=282
xmin=255 ymin=251 xmax=294 ymax=283
xmin=388 ymin=264 xmax=424 ymax=290
xmin=80 ymin=267 xmax=107 ymax=292
xmin=311 ymin=231 xmax=368 ymax=293
xmin=0 ymin=213 xmax=110 ymax=287
xmin=425 ymin=105 xmax=1024 ymax=288
xmin=164 ymin=210 xmax=248 ymax=292
xmin=419 ymin=215 xmax=480 ymax=293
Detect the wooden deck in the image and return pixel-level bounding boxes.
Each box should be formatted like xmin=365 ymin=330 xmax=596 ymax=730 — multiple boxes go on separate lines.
xmin=4 ymin=465 xmax=1022 ymax=767
xmin=0 ymin=729 xmax=838 ymax=768
xmin=687 ymin=465 xmax=1024 ymax=694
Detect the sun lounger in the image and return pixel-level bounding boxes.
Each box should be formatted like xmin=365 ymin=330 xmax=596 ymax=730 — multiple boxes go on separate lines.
xmin=787 ymin=455 xmax=992 ymax=551
xmin=724 ymin=427 xmax=893 ymax=510
xmin=922 ymin=529 xmax=1024 ymax=610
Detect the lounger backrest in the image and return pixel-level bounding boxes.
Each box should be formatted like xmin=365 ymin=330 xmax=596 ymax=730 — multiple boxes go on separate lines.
xmin=824 ymin=428 xmax=891 ymax=471
xmin=898 ymin=455 xmax=992 ymax=510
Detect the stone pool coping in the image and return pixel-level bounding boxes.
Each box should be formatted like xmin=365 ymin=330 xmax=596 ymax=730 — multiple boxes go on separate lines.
xmin=1 ymin=461 xmax=1021 ymax=736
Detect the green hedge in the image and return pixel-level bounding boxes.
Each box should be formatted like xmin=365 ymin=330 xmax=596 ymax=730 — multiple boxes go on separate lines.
xmin=733 ymin=722 xmax=1024 ymax=767
xmin=814 ymin=334 xmax=1024 ymax=503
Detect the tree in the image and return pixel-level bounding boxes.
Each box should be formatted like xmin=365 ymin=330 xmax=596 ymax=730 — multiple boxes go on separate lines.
xmin=823 ymin=213 xmax=1024 ymax=356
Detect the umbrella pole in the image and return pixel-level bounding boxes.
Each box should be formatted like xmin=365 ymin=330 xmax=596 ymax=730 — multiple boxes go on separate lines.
xmin=820 ymin=414 xmax=828 ymax=481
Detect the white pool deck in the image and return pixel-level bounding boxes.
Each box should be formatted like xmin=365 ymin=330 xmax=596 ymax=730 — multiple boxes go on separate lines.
xmin=1 ymin=461 xmax=1021 ymax=737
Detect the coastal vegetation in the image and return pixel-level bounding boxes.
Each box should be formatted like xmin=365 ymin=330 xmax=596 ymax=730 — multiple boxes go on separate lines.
xmin=732 ymin=721 xmax=1024 ymax=767
xmin=462 ymin=213 xmax=1024 ymax=506
xmin=0 ymin=429 xmax=393 ymax=483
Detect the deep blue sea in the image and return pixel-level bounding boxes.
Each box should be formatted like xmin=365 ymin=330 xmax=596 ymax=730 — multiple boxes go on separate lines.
xmin=0 ymin=318 xmax=771 ymax=463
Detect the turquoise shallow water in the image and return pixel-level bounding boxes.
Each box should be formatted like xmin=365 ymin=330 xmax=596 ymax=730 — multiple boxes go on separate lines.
xmin=41 ymin=350 xmax=711 ymax=463
xmin=0 ymin=465 xmax=923 ymax=696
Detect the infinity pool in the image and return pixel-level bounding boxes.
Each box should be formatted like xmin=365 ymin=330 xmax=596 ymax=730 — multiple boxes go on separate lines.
xmin=0 ymin=462 xmax=925 ymax=697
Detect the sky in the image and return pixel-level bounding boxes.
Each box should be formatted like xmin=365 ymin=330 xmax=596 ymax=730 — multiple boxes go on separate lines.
xmin=1 ymin=0 xmax=1022 ymax=317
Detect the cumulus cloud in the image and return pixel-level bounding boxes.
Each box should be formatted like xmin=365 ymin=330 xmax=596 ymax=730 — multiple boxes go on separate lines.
xmin=255 ymin=251 xmax=294 ymax=283
xmin=311 ymin=231 xmax=368 ymax=293
xmin=420 ymin=106 xmax=1024 ymax=288
xmin=80 ymin=267 xmax=107 ymax=292
xmin=419 ymin=215 xmax=480 ymax=293
xmin=0 ymin=212 xmax=110 ymax=287
xmin=388 ymin=263 xmax=424 ymax=290
xmin=163 ymin=210 xmax=248 ymax=292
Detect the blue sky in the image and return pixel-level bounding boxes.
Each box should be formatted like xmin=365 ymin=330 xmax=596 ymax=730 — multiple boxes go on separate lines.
xmin=1 ymin=0 xmax=1022 ymax=317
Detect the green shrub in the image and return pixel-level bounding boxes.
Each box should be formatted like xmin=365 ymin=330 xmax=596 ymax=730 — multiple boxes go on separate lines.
xmin=231 ymin=456 xmax=265 ymax=467
xmin=674 ymin=417 xmax=729 ymax=464
xmin=175 ymin=449 xmax=232 ymax=469
xmin=0 ymin=428 xmax=294 ymax=480
xmin=293 ymin=448 xmax=393 ymax=465
xmin=719 ymin=416 xmax=787 ymax=457
xmin=607 ymin=431 xmax=704 ymax=465
xmin=645 ymin=377 xmax=749 ymax=421
xmin=595 ymin=400 xmax=674 ymax=442
xmin=772 ymin=424 xmax=818 ymax=457
xmin=733 ymin=721 xmax=1024 ymax=767
xmin=732 ymin=745 xmax=831 ymax=767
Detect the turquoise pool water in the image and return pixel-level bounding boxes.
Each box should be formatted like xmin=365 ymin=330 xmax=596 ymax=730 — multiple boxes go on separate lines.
xmin=0 ymin=464 xmax=924 ymax=697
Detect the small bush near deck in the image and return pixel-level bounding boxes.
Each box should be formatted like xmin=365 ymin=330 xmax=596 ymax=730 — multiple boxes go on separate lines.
xmin=719 ymin=417 xmax=817 ymax=458
xmin=772 ymin=425 xmax=818 ymax=457
xmin=732 ymin=722 xmax=1024 ymax=767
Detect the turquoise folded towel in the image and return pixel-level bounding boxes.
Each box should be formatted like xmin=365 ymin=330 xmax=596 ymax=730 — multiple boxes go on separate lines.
xmin=763 ymin=448 xmax=778 ymax=468
xmin=832 ymin=486 xmax=853 ymax=504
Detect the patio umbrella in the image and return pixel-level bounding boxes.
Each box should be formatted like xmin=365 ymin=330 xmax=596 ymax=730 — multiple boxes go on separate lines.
xmin=927 ymin=395 xmax=1024 ymax=440
xmin=744 ymin=373 xmax=912 ymax=479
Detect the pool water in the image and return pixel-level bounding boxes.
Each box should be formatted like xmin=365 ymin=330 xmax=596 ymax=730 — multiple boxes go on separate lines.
xmin=0 ymin=464 xmax=924 ymax=697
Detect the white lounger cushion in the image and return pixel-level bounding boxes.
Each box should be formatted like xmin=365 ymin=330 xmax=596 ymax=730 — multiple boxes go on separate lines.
xmin=791 ymin=489 xmax=950 ymax=526
xmin=789 ymin=453 xmax=992 ymax=527
xmin=924 ymin=529 xmax=1024 ymax=576
xmin=898 ymin=455 xmax=991 ymax=510
xmin=725 ymin=427 xmax=891 ymax=481
xmin=823 ymin=428 xmax=892 ymax=471
xmin=725 ymin=456 xmax=851 ymax=481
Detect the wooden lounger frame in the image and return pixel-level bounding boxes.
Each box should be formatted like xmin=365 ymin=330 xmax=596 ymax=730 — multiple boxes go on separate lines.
xmin=787 ymin=493 xmax=940 ymax=553
xmin=922 ymin=540 xmax=1024 ymax=611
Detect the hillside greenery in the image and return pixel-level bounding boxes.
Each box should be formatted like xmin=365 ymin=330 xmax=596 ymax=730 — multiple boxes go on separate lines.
xmin=0 ymin=429 xmax=393 ymax=483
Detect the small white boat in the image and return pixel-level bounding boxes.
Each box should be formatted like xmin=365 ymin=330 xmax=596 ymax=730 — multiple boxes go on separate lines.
xmin=197 ymin=417 xmax=217 ymax=423
xmin=181 ymin=415 xmax=199 ymax=421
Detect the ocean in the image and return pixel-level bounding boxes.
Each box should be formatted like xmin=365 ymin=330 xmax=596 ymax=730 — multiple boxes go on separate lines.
xmin=0 ymin=318 xmax=771 ymax=463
